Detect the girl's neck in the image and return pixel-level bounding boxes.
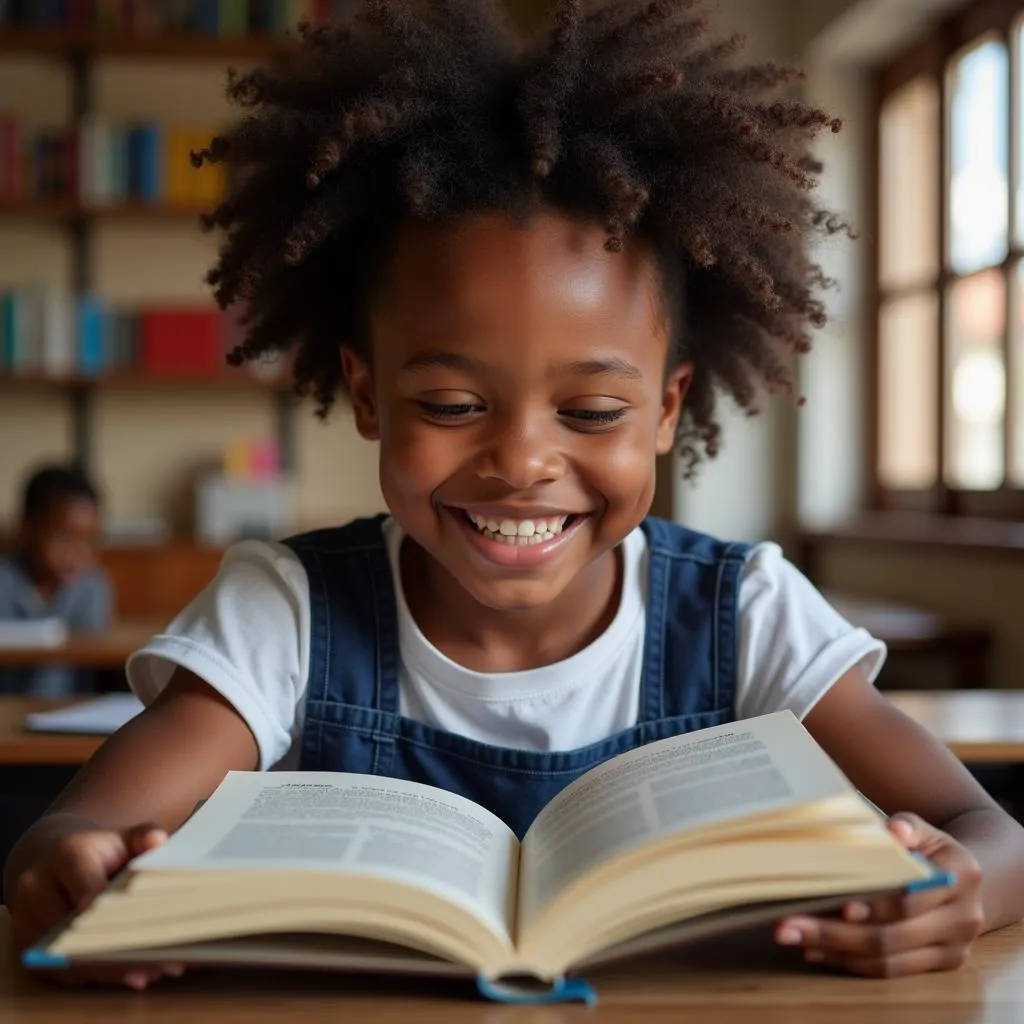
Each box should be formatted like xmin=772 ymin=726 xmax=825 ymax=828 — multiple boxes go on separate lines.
xmin=400 ymin=540 xmax=622 ymax=674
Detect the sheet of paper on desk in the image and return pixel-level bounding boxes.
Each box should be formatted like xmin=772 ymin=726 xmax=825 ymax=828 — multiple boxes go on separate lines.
xmin=0 ymin=617 xmax=68 ymax=648
xmin=25 ymin=693 xmax=145 ymax=734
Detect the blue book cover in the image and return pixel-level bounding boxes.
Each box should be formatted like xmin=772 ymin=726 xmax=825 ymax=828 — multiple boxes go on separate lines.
xmin=76 ymin=295 xmax=106 ymax=376
xmin=0 ymin=293 xmax=13 ymax=370
xmin=137 ymin=124 xmax=163 ymax=203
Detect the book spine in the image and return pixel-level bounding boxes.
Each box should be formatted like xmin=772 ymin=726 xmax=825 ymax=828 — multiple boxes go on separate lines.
xmin=42 ymin=288 xmax=73 ymax=376
xmin=77 ymin=296 xmax=106 ymax=375
xmin=475 ymin=975 xmax=597 ymax=1006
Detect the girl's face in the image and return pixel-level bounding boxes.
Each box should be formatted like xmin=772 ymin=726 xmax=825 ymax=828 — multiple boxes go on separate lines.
xmin=345 ymin=210 xmax=691 ymax=613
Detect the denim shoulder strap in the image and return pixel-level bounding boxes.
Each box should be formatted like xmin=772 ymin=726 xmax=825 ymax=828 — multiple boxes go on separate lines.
xmin=280 ymin=514 xmax=398 ymax=712
xmin=640 ymin=517 xmax=751 ymax=720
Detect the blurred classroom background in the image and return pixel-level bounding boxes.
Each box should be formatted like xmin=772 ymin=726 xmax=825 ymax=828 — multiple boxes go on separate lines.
xmin=0 ymin=0 xmax=1022 ymax=697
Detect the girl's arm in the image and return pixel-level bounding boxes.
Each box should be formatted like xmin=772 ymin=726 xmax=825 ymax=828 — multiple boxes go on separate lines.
xmin=805 ymin=668 xmax=1024 ymax=928
xmin=4 ymin=668 xmax=258 ymax=912
xmin=777 ymin=668 xmax=1024 ymax=975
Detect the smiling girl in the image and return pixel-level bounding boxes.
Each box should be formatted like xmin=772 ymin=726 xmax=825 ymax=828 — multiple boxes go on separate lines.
xmin=7 ymin=0 xmax=1024 ymax=988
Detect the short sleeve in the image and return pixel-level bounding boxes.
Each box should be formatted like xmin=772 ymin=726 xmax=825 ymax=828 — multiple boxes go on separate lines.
xmin=734 ymin=543 xmax=886 ymax=722
xmin=125 ymin=540 xmax=310 ymax=770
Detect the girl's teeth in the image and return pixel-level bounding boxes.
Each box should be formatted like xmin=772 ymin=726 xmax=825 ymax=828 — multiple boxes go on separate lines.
xmin=465 ymin=511 xmax=569 ymax=543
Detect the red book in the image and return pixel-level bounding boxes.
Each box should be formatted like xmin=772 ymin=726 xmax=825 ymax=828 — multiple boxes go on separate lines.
xmin=139 ymin=309 xmax=223 ymax=377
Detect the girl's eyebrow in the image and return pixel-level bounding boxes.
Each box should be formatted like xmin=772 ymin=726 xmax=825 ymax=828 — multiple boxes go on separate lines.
xmin=401 ymin=351 xmax=481 ymax=374
xmin=566 ymin=358 xmax=643 ymax=382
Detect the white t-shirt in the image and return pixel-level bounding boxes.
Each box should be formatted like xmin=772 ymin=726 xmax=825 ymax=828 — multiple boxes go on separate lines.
xmin=127 ymin=520 xmax=885 ymax=771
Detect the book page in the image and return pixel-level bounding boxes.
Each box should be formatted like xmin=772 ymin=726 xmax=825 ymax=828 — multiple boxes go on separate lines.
xmin=135 ymin=771 xmax=519 ymax=944
xmin=520 ymin=711 xmax=854 ymax=927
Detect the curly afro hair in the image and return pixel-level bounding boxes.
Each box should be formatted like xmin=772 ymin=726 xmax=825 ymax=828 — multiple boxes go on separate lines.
xmin=196 ymin=0 xmax=848 ymax=474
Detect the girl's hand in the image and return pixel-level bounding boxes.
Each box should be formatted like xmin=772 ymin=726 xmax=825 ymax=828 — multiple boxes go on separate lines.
xmin=12 ymin=823 xmax=185 ymax=990
xmin=774 ymin=813 xmax=985 ymax=977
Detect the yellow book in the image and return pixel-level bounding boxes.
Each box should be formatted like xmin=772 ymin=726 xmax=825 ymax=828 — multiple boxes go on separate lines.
xmin=166 ymin=127 xmax=193 ymax=207
xmin=192 ymin=126 xmax=226 ymax=207
xmin=25 ymin=712 xmax=946 ymax=1005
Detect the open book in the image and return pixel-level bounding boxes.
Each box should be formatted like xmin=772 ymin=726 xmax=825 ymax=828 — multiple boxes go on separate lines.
xmin=26 ymin=711 xmax=948 ymax=1004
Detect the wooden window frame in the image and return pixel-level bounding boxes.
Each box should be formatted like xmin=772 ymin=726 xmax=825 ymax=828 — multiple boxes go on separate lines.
xmin=870 ymin=0 xmax=1024 ymax=518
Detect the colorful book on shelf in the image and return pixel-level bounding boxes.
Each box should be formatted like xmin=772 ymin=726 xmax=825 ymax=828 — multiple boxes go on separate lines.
xmin=0 ymin=287 xmax=74 ymax=375
xmin=0 ymin=288 xmax=253 ymax=380
xmin=139 ymin=307 xmax=224 ymax=375
xmin=0 ymin=112 xmax=224 ymax=208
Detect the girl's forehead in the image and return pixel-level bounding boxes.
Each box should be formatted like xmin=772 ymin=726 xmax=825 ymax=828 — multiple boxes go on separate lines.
xmin=379 ymin=210 xmax=665 ymax=329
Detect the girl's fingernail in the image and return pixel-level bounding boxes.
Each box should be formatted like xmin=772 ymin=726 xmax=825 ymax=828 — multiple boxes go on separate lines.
xmin=805 ymin=949 xmax=825 ymax=963
xmin=777 ymin=926 xmax=803 ymax=945
xmin=125 ymin=972 xmax=148 ymax=990
xmin=845 ymin=901 xmax=870 ymax=921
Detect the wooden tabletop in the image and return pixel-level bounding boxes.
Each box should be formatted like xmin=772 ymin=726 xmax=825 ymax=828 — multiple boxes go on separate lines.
xmin=1 ymin=909 xmax=1022 ymax=1022
xmin=0 ymin=618 xmax=162 ymax=669
xmin=887 ymin=689 xmax=1024 ymax=763
xmin=2 ymin=689 xmax=1024 ymax=766
xmin=0 ymin=698 xmax=107 ymax=764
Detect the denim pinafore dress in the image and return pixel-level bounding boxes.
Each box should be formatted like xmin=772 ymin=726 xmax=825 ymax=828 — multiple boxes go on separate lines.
xmin=283 ymin=516 xmax=749 ymax=839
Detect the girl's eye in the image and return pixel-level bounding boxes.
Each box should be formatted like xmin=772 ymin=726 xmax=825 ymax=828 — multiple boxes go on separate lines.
xmin=417 ymin=401 xmax=483 ymax=421
xmin=561 ymin=408 xmax=628 ymax=427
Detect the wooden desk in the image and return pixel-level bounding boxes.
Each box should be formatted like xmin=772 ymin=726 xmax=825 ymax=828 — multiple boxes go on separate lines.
xmin=1 ymin=909 xmax=1022 ymax=1022
xmin=887 ymin=690 xmax=1024 ymax=764
xmin=3 ymin=690 xmax=1024 ymax=768
xmin=0 ymin=618 xmax=161 ymax=670
xmin=0 ymin=699 xmax=106 ymax=764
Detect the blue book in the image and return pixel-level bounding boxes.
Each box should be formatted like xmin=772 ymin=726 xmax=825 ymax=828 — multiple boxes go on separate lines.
xmin=0 ymin=293 xmax=14 ymax=370
xmin=19 ymin=711 xmax=954 ymax=1004
xmin=76 ymin=295 xmax=106 ymax=375
xmin=139 ymin=124 xmax=164 ymax=203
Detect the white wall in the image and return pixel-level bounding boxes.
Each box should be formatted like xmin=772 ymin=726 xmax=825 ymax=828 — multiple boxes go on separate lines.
xmin=672 ymin=0 xmax=800 ymax=542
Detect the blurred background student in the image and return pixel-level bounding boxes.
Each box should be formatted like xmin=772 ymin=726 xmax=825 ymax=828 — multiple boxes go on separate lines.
xmin=0 ymin=464 xmax=111 ymax=696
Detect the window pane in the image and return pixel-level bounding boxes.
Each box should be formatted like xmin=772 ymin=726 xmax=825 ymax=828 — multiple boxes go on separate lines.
xmin=879 ymin=77 xmax=939 ymax=290
xmin=878 ymin=293 xmax=938 ymax=489
xmin=945 ymin=270 xmax=1006 ymax=490
xmin=949 ymin=38 xmax=1009 ymax=274
xmin=1016 ymin=19 xmax=1024 ymax=245
xmin=1011 ymin=263 xmax=1024 ymax=483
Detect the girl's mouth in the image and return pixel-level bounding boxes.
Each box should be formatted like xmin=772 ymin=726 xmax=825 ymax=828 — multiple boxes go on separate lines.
xmin=447 ymin=507 xmax=588 ymax=568
xmin=461 ymin=510 xmax=577 ymax=546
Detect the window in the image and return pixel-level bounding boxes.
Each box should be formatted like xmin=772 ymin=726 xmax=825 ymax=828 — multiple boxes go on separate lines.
xmin=872 ymin=0 xmax=1024 ymax=517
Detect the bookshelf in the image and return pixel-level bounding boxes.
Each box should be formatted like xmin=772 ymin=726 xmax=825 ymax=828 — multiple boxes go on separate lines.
xmin=0 ymin=26 xmax=298 ymax=475
xmin=0 ymin=199 xmax=212 ymax=221
xmin=0 ymin=28 xmax=290 ymax=60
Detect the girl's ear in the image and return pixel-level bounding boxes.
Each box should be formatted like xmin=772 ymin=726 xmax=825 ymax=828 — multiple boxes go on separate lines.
xmin=656 ymin=363 xmax=693 ymax=455
xmin=341 ymin=347 xmax=380 ymax=440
